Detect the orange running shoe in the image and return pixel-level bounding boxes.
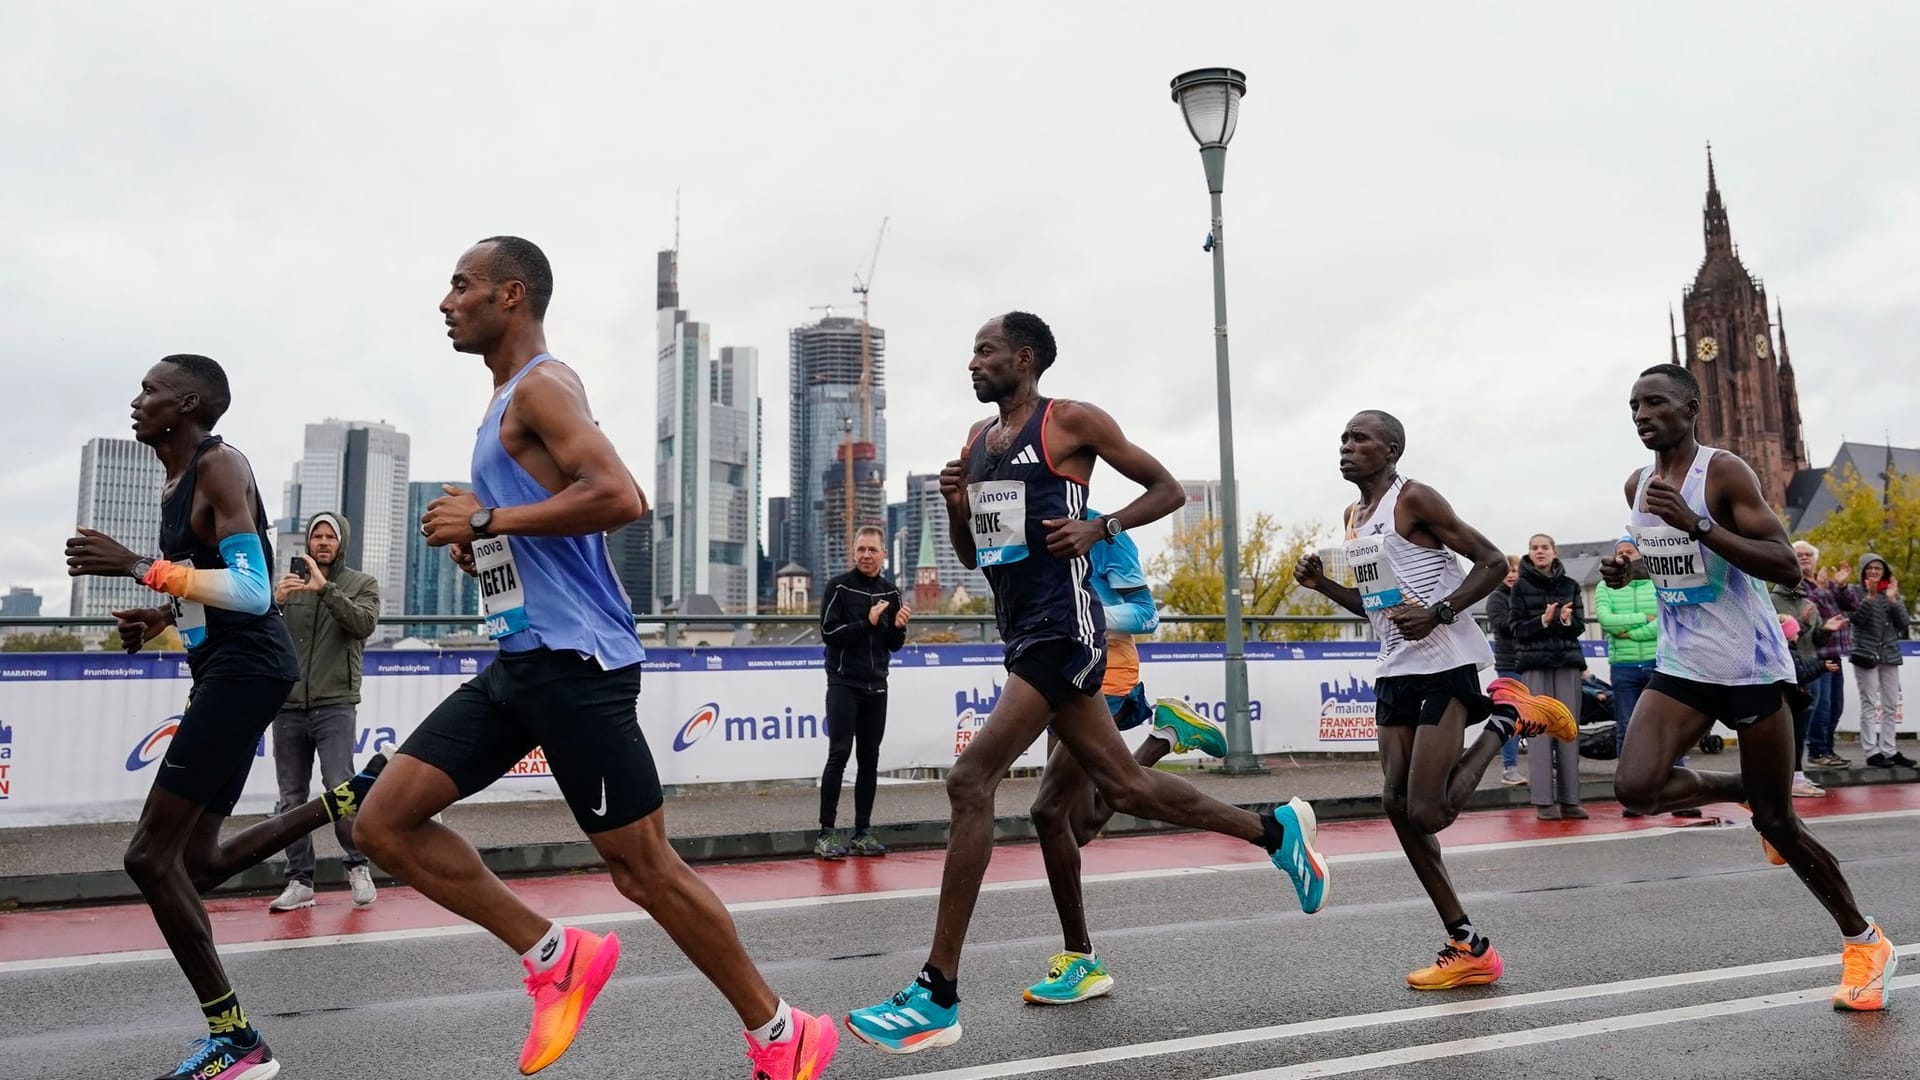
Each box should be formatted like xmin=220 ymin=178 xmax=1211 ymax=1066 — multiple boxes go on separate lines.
xmin=745 ymin=1006 xmax=840 ymax=1080
xmin=519 ymin=927 xmax=622 ymax=1074
xmin=1833 ymin=925 xmax=1897 ymax=1012
xmin=1487 ymin=677 xmax=1577 ymax=742
xmin=1406 ymin=937 xmax=1504 ymax=990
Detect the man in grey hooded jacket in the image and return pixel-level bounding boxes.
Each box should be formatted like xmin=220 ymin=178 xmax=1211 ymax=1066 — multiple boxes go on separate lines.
xmin=268 ymin=511 xmax=382 ymax=909
xmin=1842 ymin=552 xmax=1913 ymax=768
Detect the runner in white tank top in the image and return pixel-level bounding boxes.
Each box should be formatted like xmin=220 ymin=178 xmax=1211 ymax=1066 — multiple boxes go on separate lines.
xmin=1606 ymin=364 xmax=1893 ymax=1012
xmin=1296 ymin=411 xmax=1578 ymax=991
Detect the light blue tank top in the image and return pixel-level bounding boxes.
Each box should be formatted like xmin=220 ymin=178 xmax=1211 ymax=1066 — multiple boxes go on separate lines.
xmin=470 ymin=355 xmax=643 ymax=670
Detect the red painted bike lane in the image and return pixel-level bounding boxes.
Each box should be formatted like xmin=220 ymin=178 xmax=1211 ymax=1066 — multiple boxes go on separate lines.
xmin=3 ymin=785 xmax=1913 ymax=966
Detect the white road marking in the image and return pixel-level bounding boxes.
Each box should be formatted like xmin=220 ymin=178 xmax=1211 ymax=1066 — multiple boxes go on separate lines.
xmin=0 ymin=806 xmax=1911 ymax=975
xmin=902 ymin=949 xmax=1918 ymax=1080
xmin=1205 ymin=975 xmax=1920 ymax=1080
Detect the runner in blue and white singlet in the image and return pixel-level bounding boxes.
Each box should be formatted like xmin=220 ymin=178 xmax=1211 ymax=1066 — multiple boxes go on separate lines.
xmin=1606 ymin=363 xmax=1893 ymax=1013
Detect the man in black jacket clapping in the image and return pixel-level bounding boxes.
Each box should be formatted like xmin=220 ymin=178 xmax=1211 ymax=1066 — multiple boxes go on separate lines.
xmin=817 ymin=525 xmax=911 ymax=858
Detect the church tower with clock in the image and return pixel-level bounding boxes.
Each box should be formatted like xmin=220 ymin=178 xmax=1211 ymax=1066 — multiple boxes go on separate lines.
xmin=1676 ymin=146 xmax=1808 ymax=508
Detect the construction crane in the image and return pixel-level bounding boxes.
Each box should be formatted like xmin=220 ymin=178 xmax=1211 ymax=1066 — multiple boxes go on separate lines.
xmin=841 ymin=217 xmax=890 ymax=570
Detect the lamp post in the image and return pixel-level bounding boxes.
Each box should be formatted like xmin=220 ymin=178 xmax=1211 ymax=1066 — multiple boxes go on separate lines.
xmin=1171 ymin=67 xmax=1263 ymax=775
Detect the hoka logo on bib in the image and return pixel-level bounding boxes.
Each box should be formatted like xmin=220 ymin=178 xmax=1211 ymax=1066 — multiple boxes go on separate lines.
xmin=673 ymin=702 xmax=721 ymax=751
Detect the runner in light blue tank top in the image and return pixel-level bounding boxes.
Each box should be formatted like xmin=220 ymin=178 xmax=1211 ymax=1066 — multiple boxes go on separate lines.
xmin=470 ymin=353 xmax=642 ymax=669
xmin=1605 ymin=363 xmax=1893 ymax=1012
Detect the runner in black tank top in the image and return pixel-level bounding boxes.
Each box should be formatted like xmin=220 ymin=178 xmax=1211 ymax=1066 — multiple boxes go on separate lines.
xmin=65 ymin=355 xmax=389 ymax=1080
xmin=965 ymin=397 xmax=1104 ymax=696
xmin=847 ymin=312 xmax=1334 ymax=1057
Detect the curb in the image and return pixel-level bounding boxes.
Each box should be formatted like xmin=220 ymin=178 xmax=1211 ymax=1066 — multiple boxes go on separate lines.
xmin=3 ymin=766 xmax=1911 ymax=909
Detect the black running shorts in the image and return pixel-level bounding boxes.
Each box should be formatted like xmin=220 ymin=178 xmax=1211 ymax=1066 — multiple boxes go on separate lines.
xmin=1647 ymin=672 xmax=1801 ymax=729
xmin=400 ymin=648 xmax=663 ymax=833
xmin=156 ymin=677 xmax=295 ymax=816
xmin=1373 ymin=664 xmax=1494 ymax=728
xmin=1007 ymin=638 xmax=1105 ymax=709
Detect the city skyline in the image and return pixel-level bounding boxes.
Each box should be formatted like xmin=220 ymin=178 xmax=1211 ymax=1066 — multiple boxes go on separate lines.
xmin=7 ymin=8 xmax=1918 ymax=614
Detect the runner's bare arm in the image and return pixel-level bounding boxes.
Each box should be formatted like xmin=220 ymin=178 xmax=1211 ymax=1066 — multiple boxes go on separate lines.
xmin=131 ymin=448 xmax=273 ymax=614
xmin=1295 ymin=551 xmax=1366 ymax=617
xmin=1700 ymin=453 xmax=1800 ymax=585
xmin=1401 ymin=482 xmax=1507 ymax=610
xmin=462 ymin=369 xmax=644 ymax=538
xmin=1050 ymin=401 xmax=1183 ymax=532
xmin=942 ymin=420 xmax=992 ymax=570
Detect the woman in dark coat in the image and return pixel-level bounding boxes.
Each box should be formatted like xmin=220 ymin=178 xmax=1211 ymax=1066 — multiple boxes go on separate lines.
xmin=1508 ymin=534 xmax=1587 ymax=819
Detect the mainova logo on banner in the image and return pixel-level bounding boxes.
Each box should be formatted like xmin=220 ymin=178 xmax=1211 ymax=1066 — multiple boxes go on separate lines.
xmin=1318 ymin=674 xmax=1378 ymax=742
xmin=953 ymin=683 xmax=1000 ymax=757
xmin=0 ymin=718 xmax=14 ymax=800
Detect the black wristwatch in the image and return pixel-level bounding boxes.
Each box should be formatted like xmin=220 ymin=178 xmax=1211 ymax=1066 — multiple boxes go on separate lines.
xmin=130 ymin=557 xmax=155 ymax=582
xmin=1102 ymin=516 xmax=1125 ymax=543
xmin=1687 ymin=517 xmax=1715 ymax=542
xmin=1434 ymin=599 xmax=1459 ymax=625
xmin=469 ymin=507 xmax=497 ymax=540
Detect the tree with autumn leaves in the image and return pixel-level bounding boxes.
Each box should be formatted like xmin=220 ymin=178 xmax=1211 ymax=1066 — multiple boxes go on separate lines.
xmin=1146 ymin=513 xmax=1343 ymax=642
xmin=1798 ymin=463 xmax=1920 ymax=614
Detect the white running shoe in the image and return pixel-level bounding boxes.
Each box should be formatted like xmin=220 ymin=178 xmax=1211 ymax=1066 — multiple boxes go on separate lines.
xmin=268 ymin=881 xmax=315 ymax=912
xmin=347 ymin=864 xmax=377 ymax=906
xmin=1791 ymin=773 xmax=1827 ymax=798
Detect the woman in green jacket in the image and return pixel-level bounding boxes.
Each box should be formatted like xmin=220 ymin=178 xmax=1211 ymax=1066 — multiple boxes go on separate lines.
xmin=1593 ymin=538 xmax=1658 ymax=757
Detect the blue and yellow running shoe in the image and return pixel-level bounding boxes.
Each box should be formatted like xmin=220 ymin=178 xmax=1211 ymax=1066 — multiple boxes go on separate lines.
xmin=1272 ymin=796 xmax=1330 ymax=914
xmin=1022 ymin=951 xmax=1114 ymax=1005
xmin=1151 ymin=697 xmax=1229 ymax=757
xmin=845 ymin=980 xmax=962 ymax=1055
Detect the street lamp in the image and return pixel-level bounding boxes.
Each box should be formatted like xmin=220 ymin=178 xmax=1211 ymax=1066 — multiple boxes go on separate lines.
xmin=1170 ymin=67 xmax=1264 ymax=775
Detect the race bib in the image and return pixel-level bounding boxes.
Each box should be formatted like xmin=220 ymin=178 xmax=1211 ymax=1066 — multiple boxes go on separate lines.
xmin=1344 ymin=535 xmax=1405 ymax=611
xmin=968 ymin=480 xmax=1029 ymax=567
xmin=1630 ymin=524 xmax=1716 ymax=606
xmin=474 ymin=536 xmax=532 ymax=638
xmin=172 ymin=558 xmax=208 ymax=649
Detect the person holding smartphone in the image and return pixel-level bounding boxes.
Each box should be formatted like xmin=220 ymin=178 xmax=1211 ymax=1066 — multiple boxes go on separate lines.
xmin=1842 ymin=554 xmax=1912 ymax=768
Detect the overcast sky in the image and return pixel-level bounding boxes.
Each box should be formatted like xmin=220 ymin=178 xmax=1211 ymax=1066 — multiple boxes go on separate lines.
xmin=5 ymin=3 xmax=1917 ymax=615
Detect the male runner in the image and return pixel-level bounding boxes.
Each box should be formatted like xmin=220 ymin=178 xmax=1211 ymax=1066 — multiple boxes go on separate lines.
xmin=1293 ymin=411 xmax=1577 ymax=990
xmin=65 ymin=354 xmax=386 ymax=1080
xmin=845 ymin=312 xmax=1329 ymax=1054
xmin=351 ymin=237 xmax=838 ymax=1078
xmin=1022 ymin=507 xmax=1229 ymax=1006
xmin=1605 ymin=363 xmax=1895 ymax=1011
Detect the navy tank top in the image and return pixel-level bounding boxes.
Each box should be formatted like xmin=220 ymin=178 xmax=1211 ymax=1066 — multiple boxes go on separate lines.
xmin=965 ymin=398 xmax=1104 ymax=663
xmin=158 ymin=436 xmax=299 ymax=682
xmin=470 ymin=355 xmax=643 ymax=670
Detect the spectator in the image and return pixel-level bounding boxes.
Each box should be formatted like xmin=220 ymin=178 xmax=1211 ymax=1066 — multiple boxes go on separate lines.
xmin=1485 ymin=555 xmax=1525 ymax=785
xmin=1800 ymin=544 xmax=1852 ymax=767
xmin=268 ymin=512 xmax=381 ymax=911
xmin=1771 ymin=574 xmax=1834 ymax=797
xmin=815 ymin=525 xmax=909 ymax=859
xmin=1842 ymin=553 xmax=1912 ymax=769
xmin=1508 ymin=534 xmax=1588 ymax=820
xmin=1594 ymin=538 xmax=1658 ymax=759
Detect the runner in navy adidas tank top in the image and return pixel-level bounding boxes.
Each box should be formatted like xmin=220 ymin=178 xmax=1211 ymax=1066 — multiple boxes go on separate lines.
xmin=1603 ymin=363 xmax=1893 ymax=1012
xmin=845 ymin=312 xmax=1332 ymax=1056
xmin=351 ymin=237 xmax=840 ymax=1080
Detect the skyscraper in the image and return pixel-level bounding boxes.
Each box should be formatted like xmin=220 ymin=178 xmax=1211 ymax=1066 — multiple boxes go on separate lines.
xmin=2 ymin=587 xmax=43 ymax=618
xmin=1175 ymin=480 xmax=1224 ymax=537
xmin=653 ymin=249 xmax=760 ymax=614
xmin=606 ymin=512 xmax=654 ymax=616
xmin=70 ymin=437 xmax=165 ymax=618
xmin=404 ymin=481 xmax=479 ymax=639
xmin=281 ymin=419 xmax=411 ymax=630
xmin=789 ymin=316 xmax=887 ymax=594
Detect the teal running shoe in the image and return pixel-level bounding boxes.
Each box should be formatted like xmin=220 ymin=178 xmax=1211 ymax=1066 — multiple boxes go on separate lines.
xmin=1272 ymin=796 xmax=1330 ymax=913
xmin=1022 ymin=951 xmax=1114 ymax=1005
xmin=845 ymin=980 xmax=962 ymax=1055
xmin=1152 ymin=697 xmax=1229 ymax=757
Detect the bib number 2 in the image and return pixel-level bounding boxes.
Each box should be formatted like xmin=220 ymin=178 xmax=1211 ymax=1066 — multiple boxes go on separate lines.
xmin=474 ymin=536 xmax=531 ymax=638
xmin=968 ymin=480 xmax=1029 ymax=567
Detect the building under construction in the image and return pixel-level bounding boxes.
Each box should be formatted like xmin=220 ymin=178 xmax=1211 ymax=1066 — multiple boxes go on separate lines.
xmin=788 ymin=315 xmax=887 ymax=596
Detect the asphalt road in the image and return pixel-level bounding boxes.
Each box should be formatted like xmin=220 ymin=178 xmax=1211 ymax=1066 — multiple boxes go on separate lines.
xmin=4 ymin=793 xmax=1914 ymax=1080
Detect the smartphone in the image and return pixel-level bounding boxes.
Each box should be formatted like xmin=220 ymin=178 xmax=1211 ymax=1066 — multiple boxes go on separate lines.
xmin=293 ymin=560 xmax=310 ymax=581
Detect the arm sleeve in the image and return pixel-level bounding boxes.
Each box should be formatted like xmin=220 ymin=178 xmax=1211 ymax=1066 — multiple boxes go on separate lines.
xmin=142 ymin=533 xmax=273 ymax=616
xmin=1104 ymin=586 xmax=1159 ymax=635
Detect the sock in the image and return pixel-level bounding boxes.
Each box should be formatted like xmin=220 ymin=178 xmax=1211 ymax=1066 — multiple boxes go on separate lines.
xmin=917 ymin=962 xmax=959 ymax=1009
xmin=1256 ymin=811 xmax=1286 ymax=854
xmin=1485 ymin=707 xmax=1517 ymax=741
xmin=521 ymin=922 xmax=567 ymax=974
xmin=200 ymin=990 xmax=258 ymax=1045
xmin=1843 ymin=923 xmax=1881 ymax=946
xmin=1444 ymin=916 xmax=1483 ymax=949
xmin=322 ymin=753 xmax=388 ymax=821
xmin=748 ymin=1000 xmax=795 ymax=1044
xmin=1147 ymin=726 xmax=1177 ymax=749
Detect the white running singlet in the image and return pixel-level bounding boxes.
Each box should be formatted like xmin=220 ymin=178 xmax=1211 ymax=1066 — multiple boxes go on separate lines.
xmin=1628 ymin=444 xmax=1794 ymax=686
xmin=1345 ymin=477 xmax=1494 ymax=678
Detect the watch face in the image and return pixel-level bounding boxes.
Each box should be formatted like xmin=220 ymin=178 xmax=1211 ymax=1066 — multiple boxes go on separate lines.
xmin=1694 ymin=336 xmax=1720 ymax=362
xmin=1754 ymin=334 xmax=1770 ymax=359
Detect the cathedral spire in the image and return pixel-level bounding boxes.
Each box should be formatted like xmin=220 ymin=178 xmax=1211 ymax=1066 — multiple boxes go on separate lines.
xmin=1775 ymin=300 xmax=1792 ymax=369
xmin=1703 ymin=142 xmax=1733 ymax=258
xmin=1669 ymin=304 xmax=1680 ymax=364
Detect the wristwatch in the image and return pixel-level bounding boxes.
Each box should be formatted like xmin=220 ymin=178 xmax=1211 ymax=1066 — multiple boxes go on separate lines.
xmin=129 ymin=557 xmax=154 ymax=582
xmin=1102 ymin=516 xmax=1125 ymax=543
xmin=1434 ymin=599 xmax=1459 ymax=625
xmin=470 ymin=507 xmax=497 ymax=539
xmin=1688 ymin=517 xmax=1715 ymax=542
